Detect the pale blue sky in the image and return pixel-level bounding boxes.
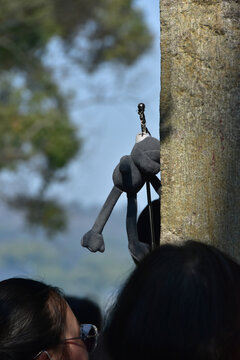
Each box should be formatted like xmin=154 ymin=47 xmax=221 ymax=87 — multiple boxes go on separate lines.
xmin=0 ymin=2 xmax=161 ymax=302
xmin=47 ymin=0 xmax=161 ymax=211
xmin=0 ymin=1 xmax=160 ymax=212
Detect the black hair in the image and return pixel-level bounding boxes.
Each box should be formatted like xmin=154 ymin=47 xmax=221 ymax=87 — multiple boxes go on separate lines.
xmin=0 ymin=278 xmax=67 ymax=360
xmin=104 ymin=240 xmax=240 ymax=360
xmin=65 ymin=296 xmax=102 ymax=331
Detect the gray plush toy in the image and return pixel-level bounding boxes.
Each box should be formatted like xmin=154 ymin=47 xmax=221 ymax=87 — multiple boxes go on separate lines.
xmin=81 ymin=104 xmax=160 ymax=262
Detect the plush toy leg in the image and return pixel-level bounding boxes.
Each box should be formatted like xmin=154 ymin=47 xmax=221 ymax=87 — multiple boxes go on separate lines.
xmin=126 ymin=193 xmax=150 ymax=262
xmin=81 ymin=186 xmax=122 ymax=252
xmin=149 ymin=175 xmax=161 ymax=196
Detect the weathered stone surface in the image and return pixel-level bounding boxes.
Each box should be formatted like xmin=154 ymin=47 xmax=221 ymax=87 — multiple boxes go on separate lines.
xmin=160 ymin=0 xmax=240 ymax=260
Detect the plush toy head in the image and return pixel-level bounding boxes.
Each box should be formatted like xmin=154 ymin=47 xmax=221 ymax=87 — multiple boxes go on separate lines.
xmin=112 ymin=136 xmax=160 ymax=195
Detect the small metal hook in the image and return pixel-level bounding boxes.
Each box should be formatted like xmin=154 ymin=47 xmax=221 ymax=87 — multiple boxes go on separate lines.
xmin=137 ymin=103 xmax=155 ymax=251
xmin=138 ymin=103 xmax=150 ymax=136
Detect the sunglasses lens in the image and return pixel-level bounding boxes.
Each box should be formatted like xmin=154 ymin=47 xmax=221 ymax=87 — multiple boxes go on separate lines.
xmin=80 ymin=324 xmax=98 ymax=353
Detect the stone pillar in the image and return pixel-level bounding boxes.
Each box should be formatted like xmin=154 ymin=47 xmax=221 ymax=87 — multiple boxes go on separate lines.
xmin=160 ymin=0 xmax=240 ymax=260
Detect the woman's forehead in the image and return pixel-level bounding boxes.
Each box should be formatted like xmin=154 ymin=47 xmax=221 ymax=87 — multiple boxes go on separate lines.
xmin=64 ymin=303 xmax=80 ymax=337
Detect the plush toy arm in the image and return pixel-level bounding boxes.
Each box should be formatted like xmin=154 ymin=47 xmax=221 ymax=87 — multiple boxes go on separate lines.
xmin=81 ymin=186 xmax=122 ymax=252
xmin=126 ymin=193 xmax=150 ymax=262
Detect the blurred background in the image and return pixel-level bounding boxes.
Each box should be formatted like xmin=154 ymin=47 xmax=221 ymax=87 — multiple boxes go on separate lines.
xmin=0 ymin=0 xmax=160 ymax=309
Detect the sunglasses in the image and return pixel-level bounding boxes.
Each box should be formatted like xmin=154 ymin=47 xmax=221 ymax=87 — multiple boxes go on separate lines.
xmin=64 ymin=323 xmax=98 ymax=353
xmin=34 ymin=324 xmax=98 ymax=359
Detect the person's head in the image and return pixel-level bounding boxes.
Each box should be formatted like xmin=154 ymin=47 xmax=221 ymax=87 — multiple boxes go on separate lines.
xmin=0 ymin=278 xmax=98 ymax=360
xmin=104 ymin=240 xmax=240 ymax=360
xmin=65 ymin=296 xmax=102 ymax=331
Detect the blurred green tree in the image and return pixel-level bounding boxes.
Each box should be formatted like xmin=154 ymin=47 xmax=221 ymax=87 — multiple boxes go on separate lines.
xmin=0 ymin=0 xmax=152 ymax=235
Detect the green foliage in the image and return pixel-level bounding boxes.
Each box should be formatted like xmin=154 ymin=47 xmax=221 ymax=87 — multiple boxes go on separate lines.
xmin=0 ymin=75 xmax=80 ymax=172
xmin=61 ymin=0 xmax=153 ymax=71
xmin=0 ymin=73 xmax=79 ymax=235
xmin=0 ymin=0 xmax=58 ymax=70
xmin=32 ymin=116 xmax=79 ymax=171
xmin=0 ymin=0 xmax=152 ymax=72
xmin=0 ymin=0 xmax=152 ymax=235
xmin=9 ymin=196 xmax=67 ymax=237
